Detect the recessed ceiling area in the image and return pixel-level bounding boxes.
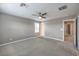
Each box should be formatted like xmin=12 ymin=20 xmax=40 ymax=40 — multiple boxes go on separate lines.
xmin=0 ymin=3 xmax=79 ymax=21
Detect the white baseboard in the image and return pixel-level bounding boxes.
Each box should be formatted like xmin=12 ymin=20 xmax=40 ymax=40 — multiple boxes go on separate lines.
xmin=0 ymin=37 xmax=37 ymax=46
xmin=0 ymin=36 xmax=64 ymax=46
xmin=44 ymin=36 xmax=64 ymax=42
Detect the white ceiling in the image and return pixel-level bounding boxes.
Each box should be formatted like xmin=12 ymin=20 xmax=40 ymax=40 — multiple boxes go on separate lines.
xmin=0 ymin=3 xmax=79 ymax=21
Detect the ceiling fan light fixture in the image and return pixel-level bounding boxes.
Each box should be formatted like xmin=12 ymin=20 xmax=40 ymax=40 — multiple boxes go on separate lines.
xmin=39 ymin=16 xmax=42 ymax=19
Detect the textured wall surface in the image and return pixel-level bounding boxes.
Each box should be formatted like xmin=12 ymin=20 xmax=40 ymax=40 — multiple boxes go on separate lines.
xmin=0 ymin=13 xmax=35 ymax=44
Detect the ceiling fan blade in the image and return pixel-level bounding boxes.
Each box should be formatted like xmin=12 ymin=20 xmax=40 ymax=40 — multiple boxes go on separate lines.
xmin=32 ymin=12 xmax=47 ymax=19
xmin=42 ymin=16 xmax=46 ymax=18
xmin=42 ymin=13 xmax=47 ymax=16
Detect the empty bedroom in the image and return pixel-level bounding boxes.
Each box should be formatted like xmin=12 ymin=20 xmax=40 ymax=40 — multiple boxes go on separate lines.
xmin=0 ymin=3 xmax=79 ymax=56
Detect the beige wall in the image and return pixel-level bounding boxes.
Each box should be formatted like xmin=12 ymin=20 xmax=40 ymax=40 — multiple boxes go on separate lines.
xmin=39 ymin=18 xmax=45 ymax=37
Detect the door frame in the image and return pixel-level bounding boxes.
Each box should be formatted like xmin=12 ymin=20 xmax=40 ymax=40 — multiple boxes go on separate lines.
xmin=63 ymin=19 xmax=76 ymax=46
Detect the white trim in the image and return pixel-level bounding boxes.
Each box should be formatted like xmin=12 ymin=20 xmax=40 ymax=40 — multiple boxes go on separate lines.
xmin=63 ymin=20 xmax=64 ymax=41
xmin=0 ymin=37 xmax=36 ymax=46
xmin=74 ymin=18 xmax=77 ymax=47
xmin=44 ymin=36 xmax=64 ymax=42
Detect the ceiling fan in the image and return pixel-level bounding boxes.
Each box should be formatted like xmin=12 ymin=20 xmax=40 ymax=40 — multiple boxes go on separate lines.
xmin=32 ymin=12 xmax=47 ymax=19
xmin=20 ymin=3 xmax=29 ymax=8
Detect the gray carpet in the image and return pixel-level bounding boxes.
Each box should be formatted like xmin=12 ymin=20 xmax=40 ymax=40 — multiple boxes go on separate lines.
xmin=0 ymin=37 xmax=73 ymax=56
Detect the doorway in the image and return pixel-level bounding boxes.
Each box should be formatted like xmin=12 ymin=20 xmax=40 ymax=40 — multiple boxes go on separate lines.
xmin=64 ymin=20 xmax=75 ymax=45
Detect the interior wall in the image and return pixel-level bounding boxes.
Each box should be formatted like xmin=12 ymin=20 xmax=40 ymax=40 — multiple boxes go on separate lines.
xmin=45 ymin=19 xmax=63 ymax=41
xmin=45 ymin=19 xmax=64 ymax=41
xmin=0 ymin=13 xmax=35 ymax=45
xmin=45 ymin=18 xmax=76 ymax=42
xmin=39 ymin=22 xmax=45 ymax=37
xmin=77 ymin=16 xmax=79 ymax=49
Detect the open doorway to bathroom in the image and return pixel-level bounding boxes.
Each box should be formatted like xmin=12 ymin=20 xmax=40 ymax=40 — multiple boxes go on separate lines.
xmin=64 ymin=19 xmax=76 ymax=47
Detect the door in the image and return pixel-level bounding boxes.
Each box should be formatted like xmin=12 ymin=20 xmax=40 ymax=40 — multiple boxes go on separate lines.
xmin=64 ymin=21 xmax=74 ymax=44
